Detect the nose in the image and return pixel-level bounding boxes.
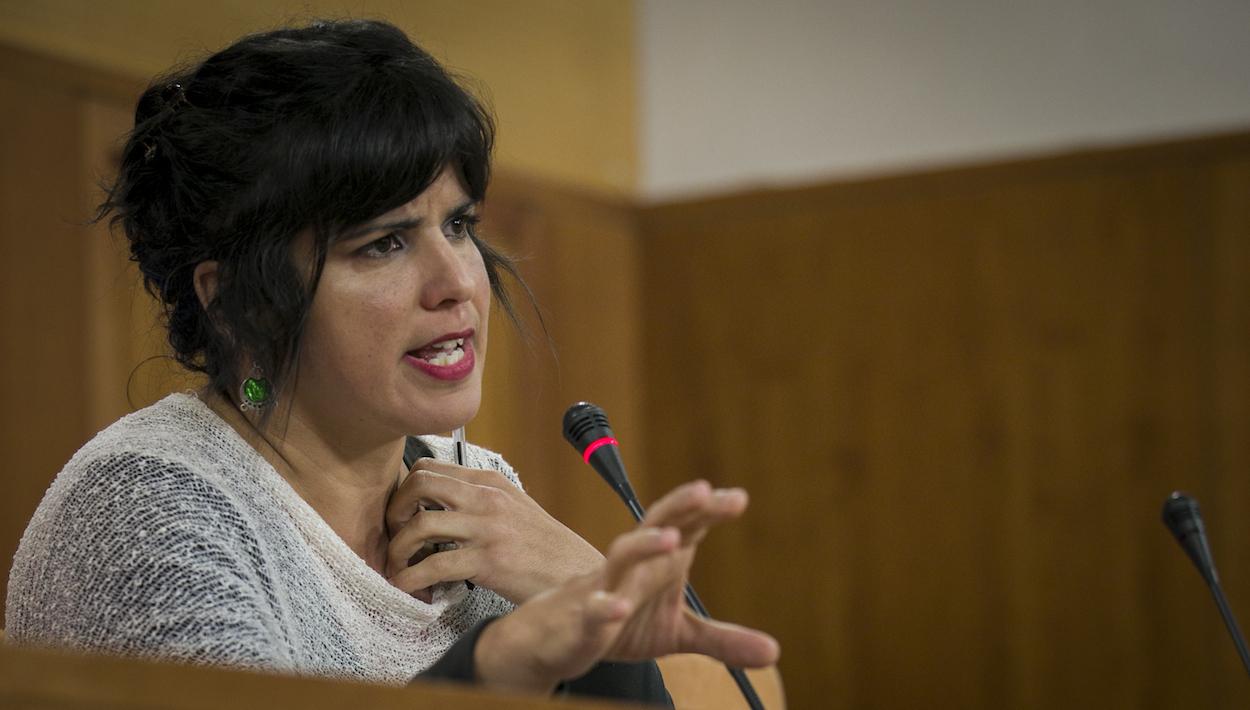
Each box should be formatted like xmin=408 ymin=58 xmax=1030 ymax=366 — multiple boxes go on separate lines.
xmin=419 ymin=236 xmax=478 ymax=311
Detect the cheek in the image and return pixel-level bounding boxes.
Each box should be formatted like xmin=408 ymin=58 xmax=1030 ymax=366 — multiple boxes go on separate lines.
xmin=471 ymin=255 xmax=492 ymax=351
xmin=304 ymin=282 xmax=406 ymax=366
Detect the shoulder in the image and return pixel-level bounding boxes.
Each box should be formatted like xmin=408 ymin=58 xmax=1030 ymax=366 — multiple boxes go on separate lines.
xmin=26 ymin=393 xmax=259 ymax=539
xmin=416 ymin=435 xmax=523 ymax=490
xmin=11 ymin=401 xmax=263 ymax=589
xmin=6 ymin=398 xmax=281 ymax=663
xmin=71 ymin=392 xmax=250 ymax=476
xmin=9 ymin=393 xmax=267 ymax=611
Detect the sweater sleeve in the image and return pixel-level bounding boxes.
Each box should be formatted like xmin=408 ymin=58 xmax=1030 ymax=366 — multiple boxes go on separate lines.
xmin=559 ymin=660 xmax=673 ymax=707
xmin=415 ymin=616 xmax=672 ymax=707
xmin=5 ymin=453 xmax=291 ymax=672
xmin=414 ymin=616 xmax=498 ymax=682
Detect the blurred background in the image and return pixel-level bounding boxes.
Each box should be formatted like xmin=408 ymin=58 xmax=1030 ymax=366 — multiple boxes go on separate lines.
xmin=3 ymin=1 xmax=1250 ymax=707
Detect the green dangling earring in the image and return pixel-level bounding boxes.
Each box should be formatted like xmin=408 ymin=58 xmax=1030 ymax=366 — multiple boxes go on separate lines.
xmin=239 ymin=363 xmax=272 ymax=411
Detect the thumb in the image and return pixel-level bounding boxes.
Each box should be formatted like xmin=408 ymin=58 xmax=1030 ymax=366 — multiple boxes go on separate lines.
xmin=682 ymin=615 xmax=781 ymax=669
xmin=584 ymin=590 xmax=633 ymax=626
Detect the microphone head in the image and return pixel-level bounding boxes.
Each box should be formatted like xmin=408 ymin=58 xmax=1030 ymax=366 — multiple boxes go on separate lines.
xmin=1162 ymin=491 xmax=1219 ymax=587
xmin=562 ymin=401 xmax=614 ymax=454
xmin=1162 ymin=492 xmax=1202 ymax=539
xmin=562 ymin=401 xmax=637 ymax=504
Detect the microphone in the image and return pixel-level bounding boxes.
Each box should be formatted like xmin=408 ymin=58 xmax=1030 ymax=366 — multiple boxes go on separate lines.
xmin=563 ymin=402 xmax=766 ymax=710
xmin=562 ymin=402 xmax=645 ymax=521
xmin=1162 ymin=492 xmax=1250 ymax=676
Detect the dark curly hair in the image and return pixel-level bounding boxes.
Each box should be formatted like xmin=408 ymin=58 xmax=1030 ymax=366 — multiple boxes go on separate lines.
xmin=98 ymin=19 xmax=523 ymax=416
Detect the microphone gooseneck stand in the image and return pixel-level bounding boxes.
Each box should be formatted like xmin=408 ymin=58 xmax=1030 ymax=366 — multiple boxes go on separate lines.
xmin=1162 ymin=491 xmax=1250 ymax=676
xmin=564 ymin=402 xmax=767 ymax=710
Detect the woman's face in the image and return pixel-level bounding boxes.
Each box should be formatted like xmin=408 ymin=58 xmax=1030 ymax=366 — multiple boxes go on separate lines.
xmin=290 ymin=166 xmax=490 ymax=442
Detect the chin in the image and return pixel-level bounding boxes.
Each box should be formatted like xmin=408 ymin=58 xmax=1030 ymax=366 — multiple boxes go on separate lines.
xmin=402 ymin=396 xmax=480 ymax=436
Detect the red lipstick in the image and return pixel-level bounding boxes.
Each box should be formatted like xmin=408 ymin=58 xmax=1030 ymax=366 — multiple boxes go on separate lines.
xmin=404 ymin=330 xmax=476 ymax=381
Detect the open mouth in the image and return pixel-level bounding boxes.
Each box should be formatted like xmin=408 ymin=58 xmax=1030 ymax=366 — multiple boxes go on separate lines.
xmin=404 ymin=330 xmax=476 ymax=381
xmin=409 ymin=337 xmax=466 ymax=367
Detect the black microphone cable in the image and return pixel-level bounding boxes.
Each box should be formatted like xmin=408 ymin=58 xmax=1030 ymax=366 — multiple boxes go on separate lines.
xmin=564 ymin=402 xmax=767 ymax=710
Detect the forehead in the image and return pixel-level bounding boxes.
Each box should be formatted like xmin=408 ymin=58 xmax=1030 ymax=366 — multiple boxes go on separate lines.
xmin=369 ymin=166 xmax=473 ymax=223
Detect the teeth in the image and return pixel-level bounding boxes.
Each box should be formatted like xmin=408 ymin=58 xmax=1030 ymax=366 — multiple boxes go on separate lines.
xmin=425 ymin=347 xmax=466 ymax=367
xmin=432 ymin=337 xmax=465 ymax=351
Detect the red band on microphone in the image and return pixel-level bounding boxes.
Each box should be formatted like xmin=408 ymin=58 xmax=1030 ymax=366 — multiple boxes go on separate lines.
xmin=582 ymin=437 xmax=619 ymax=463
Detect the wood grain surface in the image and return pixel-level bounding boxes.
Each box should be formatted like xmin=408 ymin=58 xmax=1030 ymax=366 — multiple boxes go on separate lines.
xmin=0 ymin=642 xmax=640 ymax=710
xmin=640 ymin=134 xmax=1250 ymax=709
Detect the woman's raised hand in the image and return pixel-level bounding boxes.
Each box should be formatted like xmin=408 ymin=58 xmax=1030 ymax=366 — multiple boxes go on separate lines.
xmin=385 ymin=458 xmax=604 ymax=603
xmin=470 ymin=480 xmax=781 ymax=693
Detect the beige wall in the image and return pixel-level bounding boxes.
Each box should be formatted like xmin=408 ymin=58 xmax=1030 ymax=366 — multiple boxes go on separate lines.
xmin=640 ymin=0 xmax=1250 ymax=200
xmin=0 ymin=0 xmax=637 ymax=196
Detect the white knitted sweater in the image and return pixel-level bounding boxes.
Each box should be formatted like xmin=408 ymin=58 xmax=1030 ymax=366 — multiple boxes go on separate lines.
xmin=5 ymin=393 xmax=516 ymax=683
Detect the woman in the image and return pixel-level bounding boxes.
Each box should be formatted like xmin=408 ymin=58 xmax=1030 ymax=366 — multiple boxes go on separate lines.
xmin=4 ymin=18 xmax=778 ymax=702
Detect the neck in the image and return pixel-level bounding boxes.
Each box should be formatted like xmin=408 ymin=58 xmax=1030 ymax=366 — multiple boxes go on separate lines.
xmin=203 ymin=389 xmax=404 ymax=574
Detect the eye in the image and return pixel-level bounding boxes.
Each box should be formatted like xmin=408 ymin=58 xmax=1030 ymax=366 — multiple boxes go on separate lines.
xmin=445 ymin=214 xmax=480 ymax=241
xmin=359 ymin=233 xmax=405 ymax=258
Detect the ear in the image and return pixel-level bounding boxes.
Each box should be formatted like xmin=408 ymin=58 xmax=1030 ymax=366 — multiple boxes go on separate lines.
xmin=192 ymin=260 xmax=220 ymax=311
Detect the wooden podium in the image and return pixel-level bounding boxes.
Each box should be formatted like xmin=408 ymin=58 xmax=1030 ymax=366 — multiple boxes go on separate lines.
xmin=0 ymin=643 xmax=784 ymax=709
xmin=0 ymin=643 xmax=636 ymax=709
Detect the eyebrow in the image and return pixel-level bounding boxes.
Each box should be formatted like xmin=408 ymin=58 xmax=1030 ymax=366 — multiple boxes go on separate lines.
xmin=340 ymin=200 xmax=478 ymax=242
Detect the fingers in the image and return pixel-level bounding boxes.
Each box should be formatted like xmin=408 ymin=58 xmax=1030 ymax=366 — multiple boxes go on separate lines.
xmin=682 ymin=614 xmax=782 ymax=669
xmin=584 ymin=590 xmax=633 ymax=625
xmin=641 ymin=480 xmax=709 ymax=526
xmin=413 ymin=457 xmax=514 ymax=489
xmin=388 ymin=469 xmax=468 ymax=532
xmin=602 ymin=526 xmax=680 ymax=590
xmin=387 ymin=465 xmax=510 ymax=534
xmin=388 ymin=547 xmax=482 ymax=595
xmin=598 ymin=482 xmax=752 ymax=601
xmin=386 ymin=509 xmax=480 ymax=574
xmin=643 ymin=481 xmax=749 ymax=546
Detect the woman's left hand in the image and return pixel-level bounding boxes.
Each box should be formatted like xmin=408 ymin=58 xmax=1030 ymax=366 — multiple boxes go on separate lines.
xmin=470 ymin=480 xmax=780 ymax=693
xmin=385 ymin=458 xmax=604 ymax=603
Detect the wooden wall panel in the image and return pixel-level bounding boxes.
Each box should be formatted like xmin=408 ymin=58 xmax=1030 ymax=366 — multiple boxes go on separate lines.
xmin=1201 ymin=153 xmax=1250 ymax=702
xmin=0 ymin=70 xmax=90 ymax=617
xmin=472 ymin=176 xmax=646 ymax=551
xmin=639 ymin=135 xmax=1250 ymax=709
xmin=0 ymin=47 xmax=189 ymax=620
